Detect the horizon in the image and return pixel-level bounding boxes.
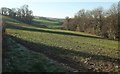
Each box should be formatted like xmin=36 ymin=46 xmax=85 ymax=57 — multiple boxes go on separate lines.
xmin=0 ymin=0 xmax=119 ymax=18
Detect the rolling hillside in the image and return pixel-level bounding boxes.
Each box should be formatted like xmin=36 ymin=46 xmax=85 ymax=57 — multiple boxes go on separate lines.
xmin=32 ymin=16 xmax=63 ymax=29
xmin=34 ymin=16 xmax=64 ymax=22
xmin=3 ymin=16 xmax=119 ymax=72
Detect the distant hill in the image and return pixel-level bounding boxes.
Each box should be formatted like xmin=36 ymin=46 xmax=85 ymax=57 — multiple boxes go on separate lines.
xmin=2 ymin=16 xmax=63 ymax=29
xmin=33 ymin=16 xmax=64 ymax=29
xmin=34 ymin=16 xmax=64 ymax=23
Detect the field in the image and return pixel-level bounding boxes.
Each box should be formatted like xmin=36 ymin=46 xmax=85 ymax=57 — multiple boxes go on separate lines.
xmin=32 ymin=19 xmax=62 ymax=29
xmin=3 ymin=36 xmax=67 ymax=72
xmin=3 ymin=16 xmax=119 ymax=72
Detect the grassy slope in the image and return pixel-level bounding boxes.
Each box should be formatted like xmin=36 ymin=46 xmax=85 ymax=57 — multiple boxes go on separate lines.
xmin=32 ymin=19 xmax=62 ymax=29
xmin=6 ymin=27 xmax=118 ymax=58
xmin=3 ymin=37 xmax=66 ymax=72
xmin=3 ymin=16 xmax=62 ymax=29
xmin=3 ymin=16 xmax=68 ymax=72
xmin=3 ymin=16 xmax=119 ymax=71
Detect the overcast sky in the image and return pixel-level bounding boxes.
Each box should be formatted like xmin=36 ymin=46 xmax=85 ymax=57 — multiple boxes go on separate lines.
xmin=0 ymin=0 xmax=119 ymax=18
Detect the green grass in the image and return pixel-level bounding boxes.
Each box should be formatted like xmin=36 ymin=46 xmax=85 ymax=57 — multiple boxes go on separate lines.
xmin=3 ymin=16 xmax=119 ymax=71
xmin=2 ymin=16 xmax=62 ymax=29
xmin=32 ymin=19 xmax=62 ymax=28
xmin=3 ymin=37 xmax=66 ymax=72
xmin=33 ymin=19 xmax=60 ymax=24
xmin=6 ymin=27 xmax=118 ymax=58
xmin=2 ymin=16 xmax=23 ymax=24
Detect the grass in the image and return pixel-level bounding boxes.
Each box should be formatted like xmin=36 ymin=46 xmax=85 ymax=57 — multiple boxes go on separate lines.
xmin=6 ymin=27 xmax=118 ymax=58
xmin=2 ymin=16 xmax=23 ymax=24
xmin=6 ymin=27 xmax=119 ymax=71
xmin=3 ymin=36 xmax=66 ymax=72
xmin=2 ymin=16 xmax=62 ymax=29
xmin=3 ymin=15 xmax=119 ymax=72
xmin=33 ymin=19 xmax=60 ymax=24
xmin=32 ymin=19 xmax=62 ymax=28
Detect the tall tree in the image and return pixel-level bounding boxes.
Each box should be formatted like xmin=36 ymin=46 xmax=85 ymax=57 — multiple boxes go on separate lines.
xmin=62 ymin=3 xmax=118 ymax=40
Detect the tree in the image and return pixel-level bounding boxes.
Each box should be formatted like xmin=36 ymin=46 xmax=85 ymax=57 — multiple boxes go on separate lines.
xmin=106 ymin=3 xmax=118 ymax=39
xmin=1 ymin=5 xmax=34 ymax=24
xmin=20 ymin=5 xmax=33 ymax=23
xmin=62 ymin=3 xmax=118 ymax=40
xmin=63 ymin=16 xmax=70 ymax=30
xmin=1 ymin=7 xmax=9 ymax=16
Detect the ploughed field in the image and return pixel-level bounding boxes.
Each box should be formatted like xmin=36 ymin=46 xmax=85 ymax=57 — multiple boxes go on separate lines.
xmin=3 ymin=16 xmax=119 ymax=72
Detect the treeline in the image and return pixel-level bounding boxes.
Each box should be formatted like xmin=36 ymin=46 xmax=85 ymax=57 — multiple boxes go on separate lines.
xmin=0 ymin=5 xmax=33 ymax=24
xmin=63 ymin=3 xmax=119 ymax=40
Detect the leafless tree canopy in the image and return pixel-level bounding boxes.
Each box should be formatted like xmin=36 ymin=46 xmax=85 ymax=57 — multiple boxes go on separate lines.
xmin=0 ymin=5 xmax=33 ymax=24
xmin=63 ymin=3 xmax=119 ymax=40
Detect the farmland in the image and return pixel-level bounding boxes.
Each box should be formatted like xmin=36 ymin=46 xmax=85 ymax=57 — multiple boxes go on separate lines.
xmin=32 ymin=18 xmax=63 ymax=29
xmin=2 ymin=16 xmax=119 ymax=72
xmin=3 ymin=36 xmax=67 ymax=72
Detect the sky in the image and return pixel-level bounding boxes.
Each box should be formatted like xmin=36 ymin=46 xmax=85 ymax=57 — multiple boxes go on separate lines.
xmin=0 ymin=0 xmax=119 ymax=18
